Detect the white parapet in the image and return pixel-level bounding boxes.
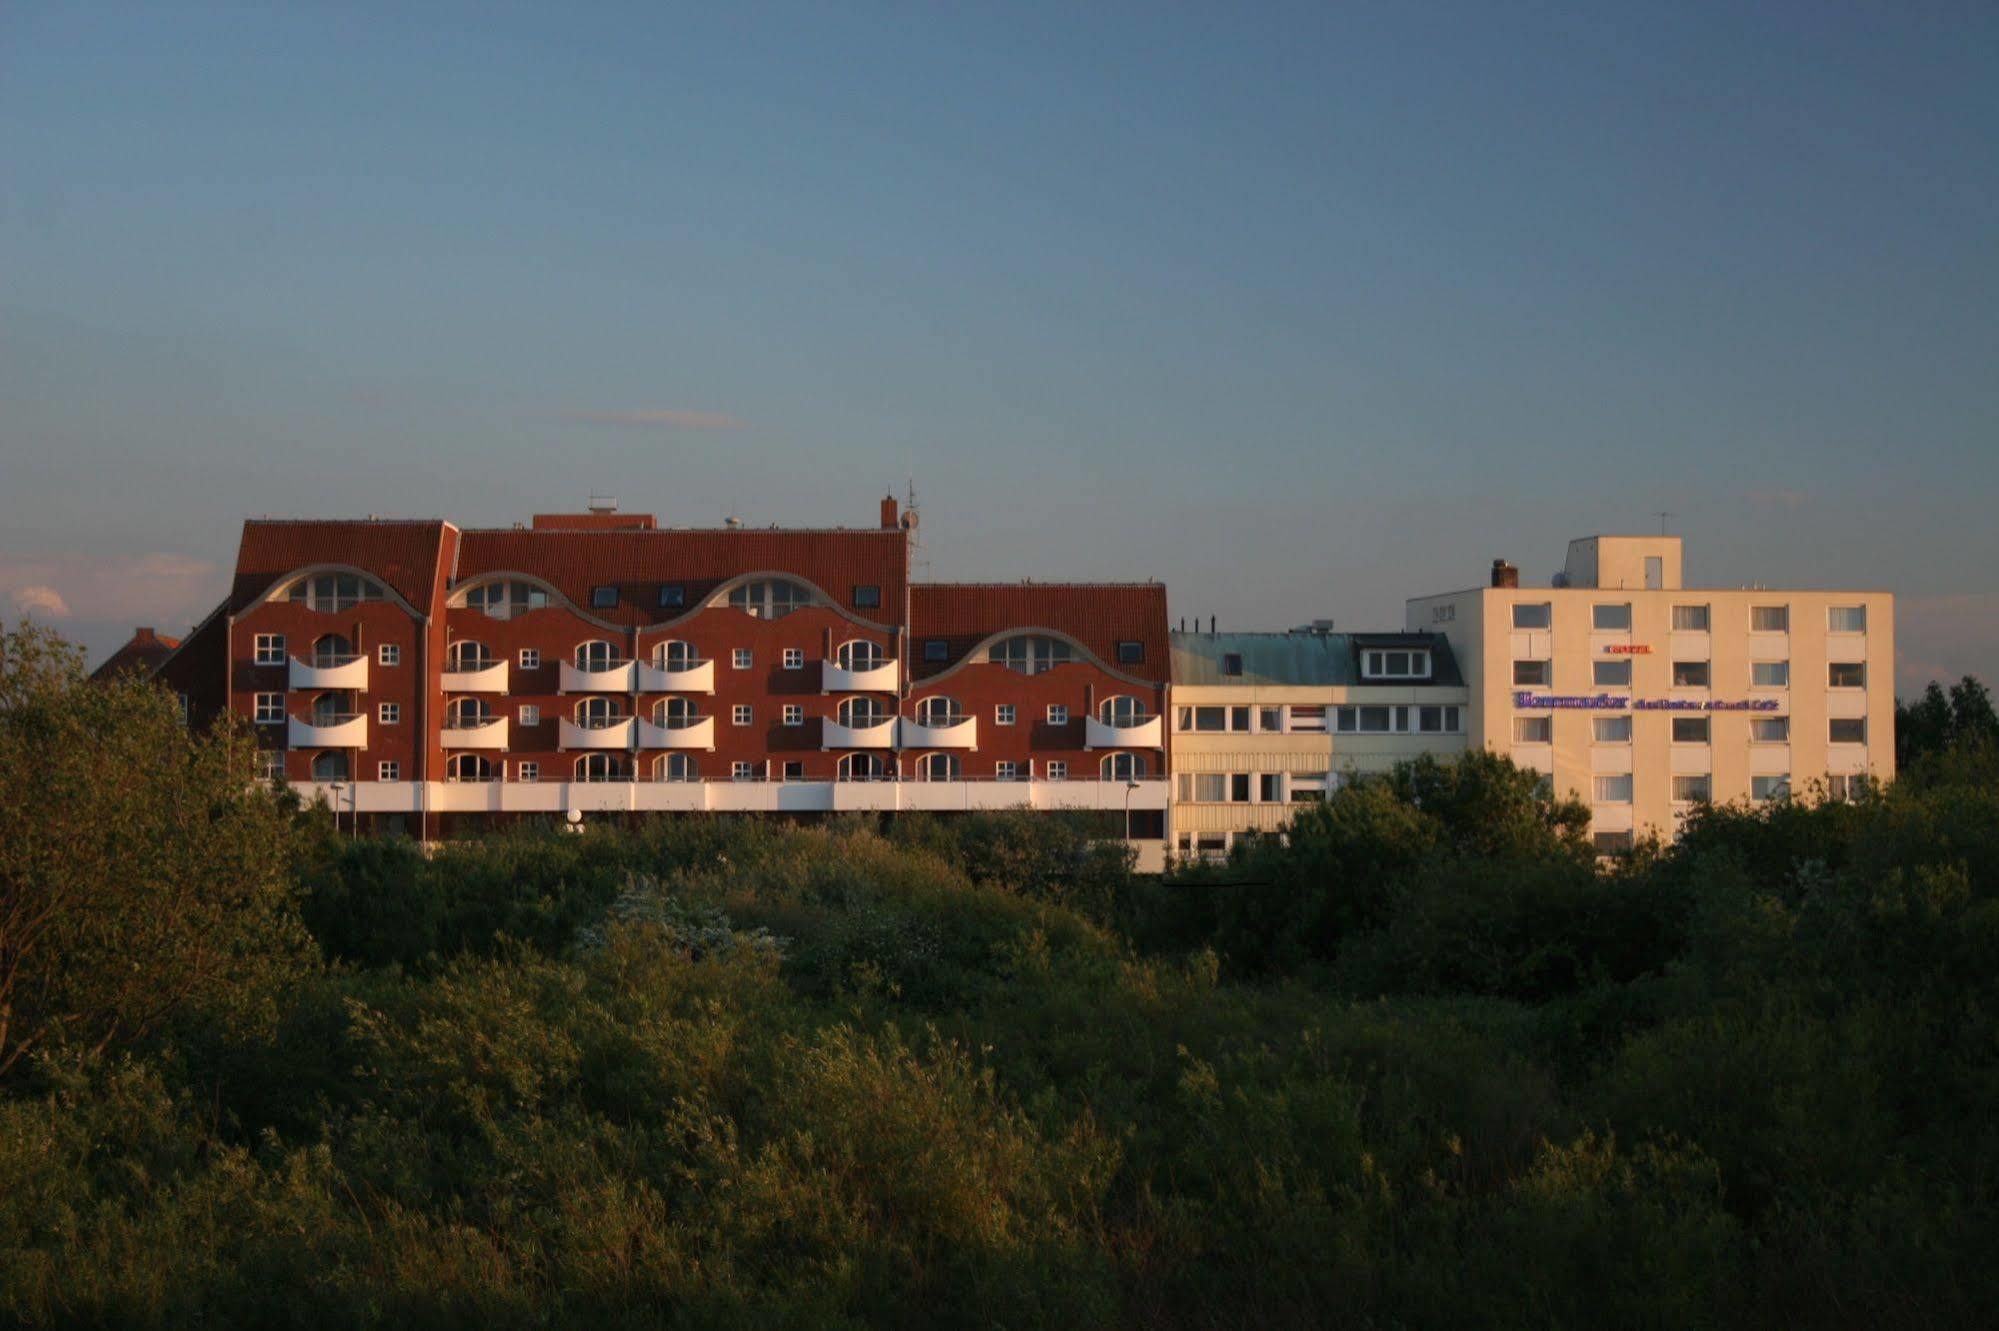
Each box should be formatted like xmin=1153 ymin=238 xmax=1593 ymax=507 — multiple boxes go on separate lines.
xmin=897 ymin=716 xmax=978 ymax=749
xmin=440 ymin=718 xmax=509 ymax=750
xmin=558 ymin=717 xmax=635 ymax=749
xmin=289 ymin=655 xmax=369 ymax=690
xmin=558 ymin=661 xmax=637 ymax=693
xmin=287 ymin=714 xmax=367 ymax=748
xmin=637 ymin=659 xmax=716 ymax=693
xmin=636 ymin=717 xmax=717 ymax=750
xmin=821 ymin=659 xmax=898 ymax=693
xmin=1084 ymin=714 xmax=1163 ymax=750
xmin=822 ymin=718 xmax=897 ymax=748
xmin=441 ymin=661 xmax=509 ymax=692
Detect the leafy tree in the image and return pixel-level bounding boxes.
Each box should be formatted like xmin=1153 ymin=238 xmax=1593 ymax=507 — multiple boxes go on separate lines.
xmin=1897 ymin=674 xmax=1999 ymax=784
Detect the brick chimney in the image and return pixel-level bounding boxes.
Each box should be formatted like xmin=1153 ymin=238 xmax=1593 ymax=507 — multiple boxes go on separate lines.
xmin=133 ymin=626 xmax=160 ymax=644
xmin=880 ymin=494 xmax=899 ymax=529
xmin=1491 ymin=559 xmax=1519 ymax=589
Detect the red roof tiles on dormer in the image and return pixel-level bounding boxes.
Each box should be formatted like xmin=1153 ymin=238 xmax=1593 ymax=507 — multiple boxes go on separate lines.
xmin=910 ymin=582 xmax=1169 ymax=681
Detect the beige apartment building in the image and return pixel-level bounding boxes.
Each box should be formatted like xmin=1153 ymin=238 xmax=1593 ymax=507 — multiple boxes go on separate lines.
xmin=1406 ymin=535 xmax=1895 ymax=851
xmin=1167 ymin=629 xmax=1470 ymax=858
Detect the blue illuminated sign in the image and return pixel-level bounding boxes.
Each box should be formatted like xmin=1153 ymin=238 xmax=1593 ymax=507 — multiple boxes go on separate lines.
xmin=1513 ymin=692 xmax=1780 ymax=713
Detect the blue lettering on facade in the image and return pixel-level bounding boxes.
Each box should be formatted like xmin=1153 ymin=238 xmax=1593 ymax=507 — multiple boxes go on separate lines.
xmin=1512 ymin=691 xmax=1779 ymax=712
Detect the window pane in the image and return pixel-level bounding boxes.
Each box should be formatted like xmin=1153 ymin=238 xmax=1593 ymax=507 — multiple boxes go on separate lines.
xmin=1512 ymin=603 xmax=1551 ymax=629
xmin=1751 ymin=605 xmax=1789 ymax=632
xmin=1593 ymin=715 xmax=1632 ymax=742
xmin=1512 ymin=716 xmax=1552 ymax=743
xmin=1751 ymin=661 xmax=1790 ymax=687
xmin=1829 ymin=718 xmax=1867 ymax=743
xmin=1750 ymin=717 xmax=1789 ymax=742
xmin=1672 ymin=604 xmax=1710 ymax=631
xmin=1593 ymin=659 xmax=1631 ymax=686
xmin=1672 ymin=661 xmax=1711 ymax=688
xmin=1593 ymin=603 xmax=1631 ymax=630
xmin=1513 ymin=660 xmax=1551 ymax=686
xmin=1828 ymin=662 xmax=1866 ymax=688
xmin=1671 ymin=716 xmax=1710 ymax=743
xmin=1828 ymin=606 xmax=1867 ymax=633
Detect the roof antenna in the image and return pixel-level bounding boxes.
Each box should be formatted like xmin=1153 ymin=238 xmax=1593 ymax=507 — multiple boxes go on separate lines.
xmin=1654 ymin=510 xmax=1673 ymax=536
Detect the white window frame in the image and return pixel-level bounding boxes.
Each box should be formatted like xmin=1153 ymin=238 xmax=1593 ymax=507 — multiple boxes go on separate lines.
xmin=377 ymin=643 xmax=400 ymax=666
xmin=732 ymin=704 xmax=753 ymax=726
xmin=519 ymin=648 xmax=540 ymax=670
xmin=732 ymin=648 xmax=752 ymax=670
xmin=731 ymin=761 xmax=756 ymax=782
xmin=994 ymin=761 xmax=1018 ymax=782
xmin=254 ymin=692 xmax=284 ymax=725
xmin=782 ymin=704 xmax=804 ymax=727
xmin=378 ymin=761 xmax=400 ymax=781
xmin=255 ymin=750 xmax=283 ymax=781
xmin=996 ymin=703 xmax=1016 ymax=726
xmin=782 ymin=647 xmax=805 ymax=669
xmin=378 ymin=702 xmax=400 ymax=725
xmin=1360 ymin=648 xmax=1431 ymax=680
xmin=254 ymin=634 xmax=285 ymax=666
xmin=518 ymin=704 xmax=540 ymax=727
xmin=1046 ymin=760 xmax=1067 ymax=781
xmin=1047 ymin=704 xmax=1068 ymax=726
xmin=517 ymin=761 xmax=540 ymax=783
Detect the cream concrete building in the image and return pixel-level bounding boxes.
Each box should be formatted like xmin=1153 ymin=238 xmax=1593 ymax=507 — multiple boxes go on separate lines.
xmin=1167 ymin=629 xmax=1470 ymax=859
xmin=1406 ymin=535 xmax=1894 ymax=851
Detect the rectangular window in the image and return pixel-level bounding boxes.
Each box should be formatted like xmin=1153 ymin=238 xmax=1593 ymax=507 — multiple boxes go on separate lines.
xmin=996 ymin=704 xmax=1016 ymax=726
xmin=995 ymin=761 xmax=1018 ymax=782
xmin=1671 ymin=604 xmax=1710 ymax=631
xmin=1181 ymin=706 xmax=1225 ymax=732
xmin=1354 ymin=705 xmax=1394 ymax=733
xmin=658 ymin=584 xmax=685 ymax=609
xmin=1593 ymin=715 xmax=1632 ymax=743
xmin=1116 ymin=641 xmax=1144 ymax=664
xmin=1258 ymin=706 xmax=1283 ymax=733
xmin=1289 ymin=706 xmax=1326 ymax=732
xmin=1513 ymin=716 xmax=1552 ymax=744
xmin=1182 ymin=773 xmax=1226 ymax=802
xmin=1750 ymin=716 xmax=1789 ymax=742
xmin=519 ymin=648 xmax=540 ymax=670
xmin=732 ymin=704 xmax=752 ymax=726
xmin=1259 ymin=773 xmax=1281 ymax=802
xmin=1751 ymin=605 xmax=1790 ymax=633
xmin=256 ymin=750 xmax=283 ymax=781
xmin=732 ymin=649 xmax=752 ymax=669
xmin=1594 ymin=831 xmax=1635 ymax=855
xmin=782 ymin=647 xmax=804 ymax=669
xmin=254 ymin=634 xmax=285 ymax=666
xmin=1046 ymin=761 xmax=1067 ymax=781
xmin=1828 ymin=605 xmax=1867 ymax=633
xmin=517 ymin=762 xmax=539 ymax=783
xmin=378 ymin=703 xmax=400 ymax=725
xmin=782 ymin=761 xmax=805 ymax=782
xmin=1751 ymin=660 xmax=1789 ymax=688
xmin=1592 ymin=603 xmax=1632 ymax=631
xmin=1512 ymin=602 xmax=1552 ymax=629
xmin=1514 ymin=660 xmax=1551 ymax=686
xmin=924 ymin=639 xmax=949 ymax=662
xmin=1230 ymin=773 xmax=1252 ymax=803
xmin=1222 ymin=652 xmax=1243 ymax=677
xmin=1417 ymin=705 xmax=1460 ymax=733
xmin=1828 ymin=662 xmax=1866 ymax=688
xmin=1827 ymin=774 xmax=1861 ymax=802
xmin=1230 ymin=706 xmax=1251 ymax=731
xmin=1671 ymin=716 xmax=1710 ymax=743
xmin=1362 ymin=649 xmax=1431 ymax=679
xmin=782 ymin=704 xmax=804 ymax=727
xmin=1752 ymin=775 xmax=1790 ymax=802
xmin=732 ymin=762 xmax=755 ymax=782
xmin=255 ymin=693 xmax=284 ymax=724
xmin=1593 ymin=659 xmax=1632 ymax=687
xmin=853 ymin=584 xmax=882 ymax=609
xmin=1593 ymin=774 xmax=1634 ymax=804
xmin=519 ymin=705 xmax=540 ymax=727
xmin=1829 ymin=718 xmax=1867 ymax=744
xmin=1047 ymin=704 xmax=1068 ymax=725
xmin=1672 ymin=661 xmax=1712 ymax=688
xmin=1672 ymin=774 xmax=1711 ymax=803
xmin=378 ymin=761 xmax=400 ymax=781
xmin=591 ymin=585 xmax=618 ymax=609
xmin=378 ymin=643 xmax=400 ymax=666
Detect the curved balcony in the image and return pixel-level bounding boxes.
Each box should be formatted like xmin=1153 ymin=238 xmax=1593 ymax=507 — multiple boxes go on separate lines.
xmin=822 ymin=718 xmax=897 ymax=749
xmin=559 ymin=660 xmax=636 ymax=693
xmin=637 ymin=717 xmax=716 ymax=750
xmin=821 ymin=659 xmax=898 ymax=693
xmin=288 ymin=713 xmax=367 ymax=748
xmin=289 ymin=655 xmax=369 ymax=690
xmin=637 ymin=659 xmax=715 ymax=694
xmin=441 ymin=661 xmax=508 ymax=692
xmin=557 ymin=717 xmax=635 ymax=749
xmin=898 ymin=716 xmax=978 ymax=749
xmin=440 ymin=718 xmax=509 ymax=750
xmin=1085 ymin=714 xmax=1163 ymax=750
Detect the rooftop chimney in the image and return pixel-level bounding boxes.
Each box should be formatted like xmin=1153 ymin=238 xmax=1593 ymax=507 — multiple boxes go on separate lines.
xmin=880 ymin=494 xmax=899 ymax=529
xmin=1491 ymin=559 xmax=1519 ymax=589
xmin=133 ymin=627 xmax=159 ymax=644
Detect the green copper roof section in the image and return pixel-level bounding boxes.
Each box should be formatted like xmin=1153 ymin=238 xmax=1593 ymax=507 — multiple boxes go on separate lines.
xmin=1170 ymin=630 xmax=1462 ymax=687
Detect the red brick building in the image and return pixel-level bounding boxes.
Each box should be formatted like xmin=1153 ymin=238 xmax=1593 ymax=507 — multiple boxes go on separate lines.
xmin=156 ymin=498 xmax=1170 ymax=861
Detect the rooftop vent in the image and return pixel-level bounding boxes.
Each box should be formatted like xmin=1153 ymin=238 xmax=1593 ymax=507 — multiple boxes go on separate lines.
xmin=588 ymin=494 xmax=617 ymax=514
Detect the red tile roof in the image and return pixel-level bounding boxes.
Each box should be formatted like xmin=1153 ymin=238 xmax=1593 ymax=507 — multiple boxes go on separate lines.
xmin=231 ymin=520 xmax=454 ymax=611
xmin=89 ymin=627 xmax=181 ymax=682
xmin=910 ymin=583 xmax=1169 ymax=681
xmin=454 ymin=527 xmax=909 ymax=625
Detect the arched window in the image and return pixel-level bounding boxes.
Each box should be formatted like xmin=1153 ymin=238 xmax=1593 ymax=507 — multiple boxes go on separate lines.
xmin=653 ymin=697 xmax=701 ymax=729
xmin=310 ymin=751 xmax=349 ymax=781
xmin=462 ymin=580 xmax=550 ymax=620
xmin=652 ymin=639 xmax=700 ymax=669
xmin=574 ymin=697 xmax=626 ymax=729
xmin=575 ymin=753 xmax=632 ymax=783
xmin=446 ymin=697 xmax=494 ymax=729
xmin=988 ymin=634 xmax=1073 ymax=675
xmin=727 ymin=579 xmax=812 ymax=619
xmin=1101 ymin=753 xmax=1149 ymax=782
xmin=288 ymin=572 xmax=386 ymax=613
xmin=311 ymin=692 xmax=356 ymax=725
xmin=574 ymin=640 xmax=621 ymax=670
xmin=837 ymin=696 xmax=889 ymax=729
xmin=1099 ymin=695 xmax=1151 ymax=726
xmin=446 ymin=754 xmax=493 ymax=783
xmin=311 ymin=633 xmax=357 ymax=667
xmin=916 ymin=752 xmax=961 ymax=781
xmin=838 ymin=752 xmax=892 ymax=782
xmin=836 ymin=639 xmax=884 ymax=671
xmin=915 ymin=695 xmax=965 ymax=725
xmin=447 ymin=640 xmax=493 ymax=671
xmin=654 ymin=753 xmax=699 ymax=783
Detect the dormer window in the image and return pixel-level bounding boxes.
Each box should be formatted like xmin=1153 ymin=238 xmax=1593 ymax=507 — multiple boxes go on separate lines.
xmin=463 ymin=580 xmax=550 ymax=620
xmin=288 ymin=572 xmax=386 ymax=613
xmin=591 ymin=585 xmax=619 ymax=609
xmin=853 ymin=584 xmax=882 ymax=609
xmin=989 ymin=634 xmax=1072 ymax=675
xmin=924 ymin=639 xmax=949 ymax=663
xmin=1116 ymin=641 xmax=1144 ymax=664
xmin=658 ymin=584 xmax=685 ymax=609
xmin=1361 ymin=648 xmax=1430 ymax=681
xmin=727 ymin=579 xmax=811 ymax=619
xmin=1223 ymin=653 xmax=1243 ymax=677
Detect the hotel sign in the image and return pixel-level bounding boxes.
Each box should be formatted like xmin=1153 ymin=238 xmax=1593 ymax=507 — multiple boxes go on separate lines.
xmin=1603 ymin=644 xmax=1651 ymax=655
xmin=1514 ymin=692 xmax=1780 ymax=712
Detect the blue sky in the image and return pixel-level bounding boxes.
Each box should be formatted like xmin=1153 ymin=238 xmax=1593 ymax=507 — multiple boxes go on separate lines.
xmin=3 ymin=1 xmax=1994 ymax=690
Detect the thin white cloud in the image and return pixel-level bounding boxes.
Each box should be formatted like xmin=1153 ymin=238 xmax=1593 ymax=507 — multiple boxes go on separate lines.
xmin=0 ymin=552 xmax=219 ymax=626
xmin=12 ymin=585 xmax=71 ymax=619
xmin=553 ymin=409 xmax=746 ymax=430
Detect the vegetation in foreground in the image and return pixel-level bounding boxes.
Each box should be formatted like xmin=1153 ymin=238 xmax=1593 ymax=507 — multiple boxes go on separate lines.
xmin=4 ymin=620 xmax=1999 ymax=1329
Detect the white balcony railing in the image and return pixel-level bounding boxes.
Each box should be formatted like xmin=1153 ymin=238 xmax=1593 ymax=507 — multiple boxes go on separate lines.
xmin=288 ymin=713 xmax=367 ymax=748
xmin=1084 ymin=714 xmax=1163 ymax=750
xmin=557 ymin=717 xmax=635 ymax=749
xmin=559 ymin=660 xmax=637 ymax=693
xmin=637 ymin=717 xmax=717 ymax=750
xmin=289 ymin=655 xmax=369 ymax=690
xmin=898 ymin=716 xmax=978 ymax=749
xmin=821 ymin=718 xmax=897 ymax=748
xmin=821 ymin=659 xmax=898 ymax=693
xmin=441 ymin=661 xmax=508 ymax=692
xmin=637 ymin=659 xmax=716 ymax=694
xmin=440 ymin=718 xmax=509 ymax=750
